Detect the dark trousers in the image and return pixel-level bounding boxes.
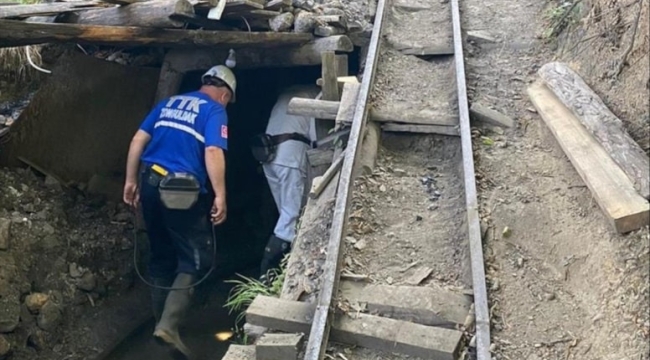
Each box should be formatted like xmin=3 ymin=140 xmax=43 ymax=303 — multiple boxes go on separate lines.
xmin=139 ymin=167 xmax=214 ymax=278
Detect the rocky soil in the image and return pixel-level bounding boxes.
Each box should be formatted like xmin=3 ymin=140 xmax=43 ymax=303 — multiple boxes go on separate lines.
xmin=0 ymin=167 xmax=144 ymax=360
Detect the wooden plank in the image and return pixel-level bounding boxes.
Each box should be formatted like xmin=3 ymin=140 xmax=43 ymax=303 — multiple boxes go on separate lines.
xmin=321 ymin=51 xmax=339 ymax=101
xmin=222 ymin=345 xmax=256 ymax=360
xmin=0 ymin=1 xmax=100 ymax=19
xmin=247 ymin=296 xmax=463 ymax=360
xmin=310 ymin=150 xmax=345 ymax=199
xmin=450 ymin=0 xmax=491 ymax=359
xmin=387 ymin=39 xmax=454 ymax=56
xmin=339 ymin=281 xmax=471 ymax=327
xmin=264 ymin=0 xmax=290 ymax=11
xmin=382 ymin=123 xmax=460 ymax=136
xmin=335 ymin=82 xmax=360 ymax=123
xmin=315 ymin=76 xmax=359 ymax=87
xmin=528 ymin=81 xmax=650 ymax=233
xmin=287 ymin=98 xmax=457 ymax=126
xmin=207 ymin=0 xmax=227 ymax=20
xmin=303 ymin=0 xmax=388 ymax=358
xmin=307 ymin=148 xmax=334 ymax=168
xmin=470 ymin=102 xmax=514 ymax=128
xmin=256 ymin=333 xmax=303 ymax=360
xmin=0 ymin=20 xmax=313 ymax=48
xmin=68 ymin=0 xmax=194 ymax=28
xmin=538 ymin=62 xmax=650 ymax=200
xmin=166 ymin=35 xmax=352 ymax=72
xmin=354 ymin=121 xmax=381 ymax=177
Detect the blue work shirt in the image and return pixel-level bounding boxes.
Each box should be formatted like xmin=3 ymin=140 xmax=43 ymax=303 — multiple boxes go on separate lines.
xmin=139 ymin=91 xmax=228 ymax=193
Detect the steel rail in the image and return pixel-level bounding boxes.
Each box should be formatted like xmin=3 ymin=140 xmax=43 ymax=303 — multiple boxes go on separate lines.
xmin=450 ymin=0 xmax=492 ymax=359
xmin=301 ymin=0 xmax=389 ymax=357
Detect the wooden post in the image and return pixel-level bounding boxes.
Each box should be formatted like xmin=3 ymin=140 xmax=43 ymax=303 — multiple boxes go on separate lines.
xmin=154 ymin=51 xmax=185 ymax=103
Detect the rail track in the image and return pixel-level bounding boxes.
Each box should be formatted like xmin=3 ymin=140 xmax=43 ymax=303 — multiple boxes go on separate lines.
xmin=241 ymin=0 xmax=493 ymax=359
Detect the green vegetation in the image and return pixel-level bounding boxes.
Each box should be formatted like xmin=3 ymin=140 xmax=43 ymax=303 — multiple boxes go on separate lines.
xmin=542 ymin=0 xmax=583 ymax=40
xmin=223 ymin=256 xmax=289 ymax=344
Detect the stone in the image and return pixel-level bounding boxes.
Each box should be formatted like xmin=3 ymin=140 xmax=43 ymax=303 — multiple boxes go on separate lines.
xmin=0 ymin=219 xmax=10 ymax=251
xmin=467 ymin=30 xmax=497 ymax=44
xmin=0 ymin=115 xmax=6 ymax=126
xmin=25 ymin=293 xmax=50 ymax=313
xmin=37 ymin=300 xmax=62 ymax=331
xmin=0 ymin=335 xmax=10 ymax=358
xmin=44 ymin=175 xmax=60 ymax=188
xmin=256 ymin=333 xmax=303 ymax=360
xmin=27 ymin=330 xmax=49 ymax=350
xmin=293 ymin=10 xmax=315 ymax=33
xmin=269 ymin=12 xmax=294 ymax=32
xmin=68 ymin=263 xmax=83 ymax=278
xmin=76 ymin=272 xmax=97 ymax=292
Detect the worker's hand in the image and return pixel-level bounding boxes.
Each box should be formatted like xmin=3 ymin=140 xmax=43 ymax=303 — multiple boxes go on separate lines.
xmin=211 ymin=195 xmax=227 ymax=225
xmin=123 ymin=181 xmax=140 ymax=209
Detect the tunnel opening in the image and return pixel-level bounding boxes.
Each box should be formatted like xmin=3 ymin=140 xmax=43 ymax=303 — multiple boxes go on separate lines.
xmin=104 ymin=64 xmax=339 ymax=360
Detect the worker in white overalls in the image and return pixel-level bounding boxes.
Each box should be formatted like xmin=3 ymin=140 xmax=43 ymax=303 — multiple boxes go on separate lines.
xmin=253 ymin=85 xmax=320 ymax=284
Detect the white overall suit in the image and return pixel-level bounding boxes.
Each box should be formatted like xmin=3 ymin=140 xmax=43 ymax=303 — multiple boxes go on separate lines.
xmin=263 ymin=85 xmax=320 ymax=243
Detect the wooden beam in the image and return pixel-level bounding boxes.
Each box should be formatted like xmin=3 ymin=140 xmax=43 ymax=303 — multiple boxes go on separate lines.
xmin=469 ymin=102 xmax=514 ymax=128
xmin=222 ymin=345 xmax=256 ymax=360
xmin=307 ymin=148 xmax=334 ymax=168
xmin=528 ymin=81 xmax=649 ymax=233
xmin=339 ymin=281 xmax=471 ymax=328
xmin=355 ymin=121 xmax=381 ymax=177
xmin=256 ymin=333 xmax=303 ymax=360
xmin=321 ymin=51 xmax=339 ymax=101
xmin=0 ymin=1 xmax=101 ymax=19
xmin=382 ymin=123 xmax=460 ymax=136
xmin=538 ymin=62 xmax=650 ymax=200
xmin=315 ymin=75 xmax=359 ymax=87
xmin=247 ymin=295 xmax=463 ymax=360
xmin=303 ymin=0 xmax=388 ymax=357
xmin=166 ymin=35 xmax=352 ymax=72
xmin=67 ymin=0 xmax=194 ymax=28
xmin=0 ymin=20 xmax=313 ymax=48
xmin=310 ymin=150 xmax=345 ymax=199
xmin=287 ymin=98 xmax=458 ymax=126
xmin=450 ymin=0 xmax=491 ymax=359
xmin=336 ymin=83 xmax=360 ymax=124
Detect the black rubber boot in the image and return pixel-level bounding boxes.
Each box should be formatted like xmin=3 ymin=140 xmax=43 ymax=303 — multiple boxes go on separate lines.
xmin=151 ymin=276 xmax=175 ymax=324
xmin=153 ymin=273 xmax=195 ymax=360
xmin=259 ymin=235 xmax=291 ymax=285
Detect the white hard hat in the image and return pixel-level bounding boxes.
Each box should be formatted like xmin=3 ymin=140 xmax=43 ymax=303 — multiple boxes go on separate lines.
xmin=202 ymin=65 xmax=237 ymax=103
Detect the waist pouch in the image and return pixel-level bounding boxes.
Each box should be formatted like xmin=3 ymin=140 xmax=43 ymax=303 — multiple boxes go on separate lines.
xmin=250 ymin=133 xmax=314 ymax=163
xmin=148 ymin=164 xmax=201 ymax=210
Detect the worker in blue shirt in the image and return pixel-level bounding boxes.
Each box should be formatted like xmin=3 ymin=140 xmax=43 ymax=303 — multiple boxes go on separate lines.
xmin=122 ymin=65 xmax=236 ymax=359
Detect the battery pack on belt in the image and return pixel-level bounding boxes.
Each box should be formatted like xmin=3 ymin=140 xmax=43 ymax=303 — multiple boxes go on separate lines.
xmin=153 ymin=164 xmax=200 ymax=210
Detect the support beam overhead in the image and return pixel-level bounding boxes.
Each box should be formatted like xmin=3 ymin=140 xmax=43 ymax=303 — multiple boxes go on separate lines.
xmin=66 ymin=0 xmax=195 ymax=28
xmin=0 ymin=1 xmax=101 ymax=19
xmin=0 ymin=20 xmax=314 ymax=48
xmin=165 ymin=35 xmax=353 ymax=71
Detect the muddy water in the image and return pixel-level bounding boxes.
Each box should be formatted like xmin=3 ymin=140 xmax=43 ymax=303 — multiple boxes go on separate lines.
xmin=105 ymin=271 xmax=255 ymax=360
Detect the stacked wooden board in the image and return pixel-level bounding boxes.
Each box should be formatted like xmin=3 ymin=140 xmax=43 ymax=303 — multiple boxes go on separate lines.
xmin=528 ymin=62 xmax=650 ymax=234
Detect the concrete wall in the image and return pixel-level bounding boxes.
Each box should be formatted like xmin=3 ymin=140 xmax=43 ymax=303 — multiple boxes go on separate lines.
xmin=0 ymin=52 xmax=160 ymax=188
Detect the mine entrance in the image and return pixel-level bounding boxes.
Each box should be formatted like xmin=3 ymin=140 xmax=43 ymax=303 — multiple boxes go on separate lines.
xmin=104 ymin=65 xmax=328 ymax=360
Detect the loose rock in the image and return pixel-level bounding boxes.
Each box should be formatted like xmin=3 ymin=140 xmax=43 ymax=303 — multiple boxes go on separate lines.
xmin=0 ymin=219 xmax=10 ymax=251
xmin=293 ymin=10 xmax=315 ymax=33
xmin=76 ymin=271 xmax=97 ymax=292
xmin=37 ymin=300 xmax=62 ymax=331
xmin=0 ymin=335 xmax=10 ymax=358
xmin=270 ymin=12 xmax=294 ymax=32
xmin=0 ymin=291 xmax=20 ymax=333
xmin=25 ymin=293 xmax=50 ymax=313
xmin=353 ymin=239 xmax=367 ymax=250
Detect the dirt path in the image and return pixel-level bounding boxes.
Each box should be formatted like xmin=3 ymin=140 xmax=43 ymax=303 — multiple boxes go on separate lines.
xmin=463 ymin=0 xmax=650 ymax=359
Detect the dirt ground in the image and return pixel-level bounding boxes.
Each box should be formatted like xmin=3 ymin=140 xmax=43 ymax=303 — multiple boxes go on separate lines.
xmin=0 ymin=167 xmax=148 ymax=360
xmin=463 ymin=0 xmax=650 ymax=359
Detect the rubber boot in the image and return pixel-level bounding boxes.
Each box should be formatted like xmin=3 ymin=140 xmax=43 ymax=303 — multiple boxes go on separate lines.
xmin=151 ymin=276 xmax=175 ymax=324
xmin=259 ymin=235 xmax=291 ymax=286
xmin=153 ymin=273 xmax=195 ymax=360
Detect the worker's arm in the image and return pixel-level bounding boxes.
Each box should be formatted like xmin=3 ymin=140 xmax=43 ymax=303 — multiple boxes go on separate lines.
xmin=204 ymin=105 xmax=229 ymax=225
xmin=205 ymin=146 xmax=227 ymax=224
xmin=123 ymin=130 xmax=151 ymax=207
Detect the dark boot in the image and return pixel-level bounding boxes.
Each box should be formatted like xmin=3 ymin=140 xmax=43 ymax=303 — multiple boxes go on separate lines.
xmin=259 ymin=235 xmax=291 ymax=285
xmin=151 ymin=276 xmax=175 ymax=324
xmin=153 ymin=273 xmax=195 ymax=360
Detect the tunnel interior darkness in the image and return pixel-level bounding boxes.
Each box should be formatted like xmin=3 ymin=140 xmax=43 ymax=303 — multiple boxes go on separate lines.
xmin=177 ymin=65 xmax=324 ymax=275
